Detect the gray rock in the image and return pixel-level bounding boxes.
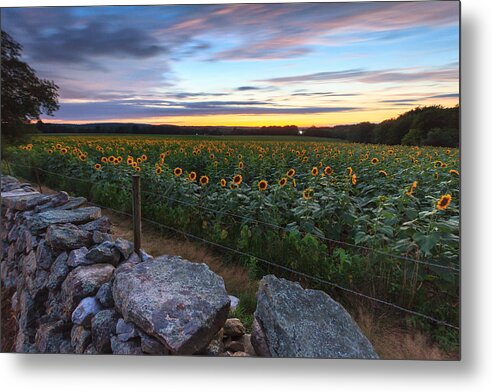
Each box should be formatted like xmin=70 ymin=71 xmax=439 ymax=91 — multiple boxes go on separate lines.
xmin=229 ymin=295 xmax=240 ymax=311
xmin=35 ymin=321 xmax=69 ymax=353
xmin=79 ymin=216 xmax=111 ymax=233
xmin=71 ymin=325 xmax=92 ymax=354
xmin=67 ymin=247 xmax=92 ymax=267
xmin=115 ymin=238 xmax=134 ymax=259
xmin=96 ymin=282 xmax=114 ymax=308
xmin=45 ymin=224 xmax=93 ymax=251
xmin=16 ymin=229 xmax=33 ymax=254
xmin=110 ymin=336 xmax=143 ymax=355
xmin=138 ymin=330 xmax=169 ymax=355
xmin=20 ymin=251 xmax=37 ymax=280
xmin=86 ymin=241 xmax=120 ymax=266
xmin=47 ymin=252 xmax=69 ymax=290
xmin=199 ymin=328 xmax=224 ymax=356
xmin=224 ymin=318 xmax=245 ymax=337
xmin=35 ymin=239 xmax=53 ymax=270
xmin=252 ymin=275 xmax=379 ymax=359
xmin=29 ymin=207 xmax=101 ymax=233
xmin=34 ymin=192 xmax=70 ymax=212
xmin=54 ymin=196 xmax=87 ymax=210
xmin=236 ymin=334 xmax=256 ymax=356
xmin=93 ymin=231 xmax=113 ymax=244
xmin=84 ymin=344 xmax=98 ymax=354
xmin=116 ymin=318 xmax=138 ymax=342
xmin=61 ymin=264 xmax=115 ymax=314
xmin=113 ymin=257 xmax=230 ymax=355
xmin=59 ymin=340 xmax=75 ymax=354
xmin=27 ymin=269 xmax=49 ymax=299
xmin=1 ymin=188 xmax=41 ymax=210
xmin=15 ymin=330 xmax=36 ymax=353
xmin=225 ymin=339 xmax=244 ymax=353
xmin=91 ymin=309 xmax=119 ymax=353
xmin=138 ymin=249 xmax=153 ymax=262
xmin=72 ymin=297 xmax=102 ymax=326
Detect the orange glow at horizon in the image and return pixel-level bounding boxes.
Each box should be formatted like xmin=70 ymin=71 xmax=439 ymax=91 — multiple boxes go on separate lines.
xmin=45 ymin=98 xmax=458 ymax=128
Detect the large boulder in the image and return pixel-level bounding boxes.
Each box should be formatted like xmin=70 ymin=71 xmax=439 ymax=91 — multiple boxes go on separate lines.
xmin=61 ymin=264 xmax=115 ymax=314
xmin=112 ymin=256 xmax=230 ymax=355
xmin=252 ymin=275 xmax=379 ymax=359
xmin=29 ymin=207 xmax=101 ymax=233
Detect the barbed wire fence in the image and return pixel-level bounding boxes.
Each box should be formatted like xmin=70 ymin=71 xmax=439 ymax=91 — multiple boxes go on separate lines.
xmin=4 ymin=160 xmax=460 ymax=330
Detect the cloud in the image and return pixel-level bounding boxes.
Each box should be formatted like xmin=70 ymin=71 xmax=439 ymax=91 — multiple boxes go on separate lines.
xmin=48 ymin=98 xmax=360 ymax=121
xmin=236 ymin=86 xmax=263 ymax=91
xmin=430 ymin=93 xmax=460 ymax=99
xmin=259 ymin=66 xmax=458 ymax=85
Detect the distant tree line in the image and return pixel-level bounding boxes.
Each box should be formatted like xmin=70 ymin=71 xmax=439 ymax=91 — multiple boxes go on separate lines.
xmin=33 ymin=106 xmax=458 ymax=147
xmin=34 ymin=122 xmax=300 ymax=137
xmin=304 ymin=105 xmax=459 ymax=147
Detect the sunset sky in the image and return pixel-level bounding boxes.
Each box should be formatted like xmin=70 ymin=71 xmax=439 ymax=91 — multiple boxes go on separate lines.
xmin=1 ymin=2 xmax=460 ymax=127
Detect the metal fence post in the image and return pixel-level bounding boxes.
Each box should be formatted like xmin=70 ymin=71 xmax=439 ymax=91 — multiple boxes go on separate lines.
xmin=132 ymin=174 xmax=142 ymax=253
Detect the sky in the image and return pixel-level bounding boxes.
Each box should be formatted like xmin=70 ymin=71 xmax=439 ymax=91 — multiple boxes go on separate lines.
xmin=1 ymin=2 xmax=460 ymax=127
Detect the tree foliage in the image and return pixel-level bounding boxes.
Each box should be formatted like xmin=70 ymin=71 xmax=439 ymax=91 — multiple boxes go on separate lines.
xmin=1 ymin=30 xmax=59 ymax=143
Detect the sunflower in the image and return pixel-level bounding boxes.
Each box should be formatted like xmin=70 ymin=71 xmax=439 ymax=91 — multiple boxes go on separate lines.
xmin=174 ymin=167 xmax=183 ymax=177
xmin=258 ymin=180 xmax=268 ymax=191
xmin=109 ymin=156 xmax=115 ymax=163
xmin=278 ymin=177 xmax=287 ymax=187
xmin=79 ymin=154 xmax=87 ymax=161
xmin=135 ymin=166 xmax=141 ymax=173
xmin=230 ymin=183 xmax=238 ymax=190
xmin=220 ymin=179 xmax=227 ymax=187
xmin=188 ymin=171 xmax=197 ymax=181
xmin=323 ymin=166 xmax=333 ymax=176
xmin=406 ymin=181 xmax=418 ymax=196
xmin=141 ymin=154 xmax=148 ymax=161
xmin=371 ymin=157 xmax=379 ymax=164
xmin=155 ymin=166 xmax=163 ymax=175
xmin=378 ymin=170 xmax=387 ymax=176
xmin=127 ymin=157 xmax=133 ymax=165
xmin=61 ymin=148 xmax=68 ymax=155
xmin=303 ymin=188 xmax=313 ymax=200
xmin=233 ymin=174 xmax=243 ymax=185
xmin=434 ymin=160 xmax=443 ymax=168
xmin=56 ymin=143 xmax=62 ymax=150
xmin=94 ymin=164 xmax=102 ymax=170
xmin=449 ymin=169 xmax=459 ymax=176
xmin=160 ymin=153 xmax=165 ymax=159
xmin=131 ymin=162 xmax=138 ymax=168
xmin=238 ymin=161 xmax=244 ymax=169
xmin=47 ymin=149 xmax=53 ymax=154
xmin=199 ymin=175 xmax=209 ymax=185
xmin=311 ymin=167 xmax=319 ymax=176
xmin=136 ymin=157 xmax=142 ymax=164
xmin=351 ymin=174 xmax=357 ymax=185
xmin=347 ymin=167 xmax=353 ymax=176
xmin=437 ymin=194 xmax=452 ymax=210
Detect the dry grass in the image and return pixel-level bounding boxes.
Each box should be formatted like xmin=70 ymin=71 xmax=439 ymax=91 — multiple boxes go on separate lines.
xmin=353 ymin=306 xmax=458 ymax=360
xmin=106 ymin=211 xmax=258 ymax=301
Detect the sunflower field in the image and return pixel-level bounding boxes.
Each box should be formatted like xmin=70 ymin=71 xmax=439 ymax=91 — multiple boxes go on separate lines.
xmin=7 ymin=135 xmax=460 ymax=346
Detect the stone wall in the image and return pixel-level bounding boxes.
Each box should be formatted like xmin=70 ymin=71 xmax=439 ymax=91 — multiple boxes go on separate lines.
xmin=1 ymin=175 xmax=377 ymax=358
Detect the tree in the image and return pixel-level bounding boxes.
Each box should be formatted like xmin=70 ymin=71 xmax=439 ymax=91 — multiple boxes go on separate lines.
xmin=1 ymin=30 xmax=59 ymax=143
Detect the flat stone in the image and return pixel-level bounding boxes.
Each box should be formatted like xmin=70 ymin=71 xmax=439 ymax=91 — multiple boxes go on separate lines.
xmin=54 ymin=196 xmax=87 ymax=210
xmin=1 ymin=189 xmax=41 ymax=210
xmin=61 ymin=264 xmax=115 ymax=314
xmin=114 ymin=238 xmax=134 ymax=260
xmin=112 ymin=257 xmax=230 ymax=355
xmin=29 ymin=207 xmax=101 ymax=233
xmin=47 ymin=252 xmax=69 ymax=291
xmin=35 ymin=239 xmax=54 ymax=270
xmin=46 ymin=224 xmax=93 ymax=251
xmin=79 ymin=216 xmax=111 ymax=233
xmin=252 ymin=275 xmax=379 ymax=359
xmin=93 ymin=231 xmax=113 ymax=244
xmin=67 ymin=247 xmax=93 ymax=267
xmin=86 ymin=241 xmax=120 ymax=266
